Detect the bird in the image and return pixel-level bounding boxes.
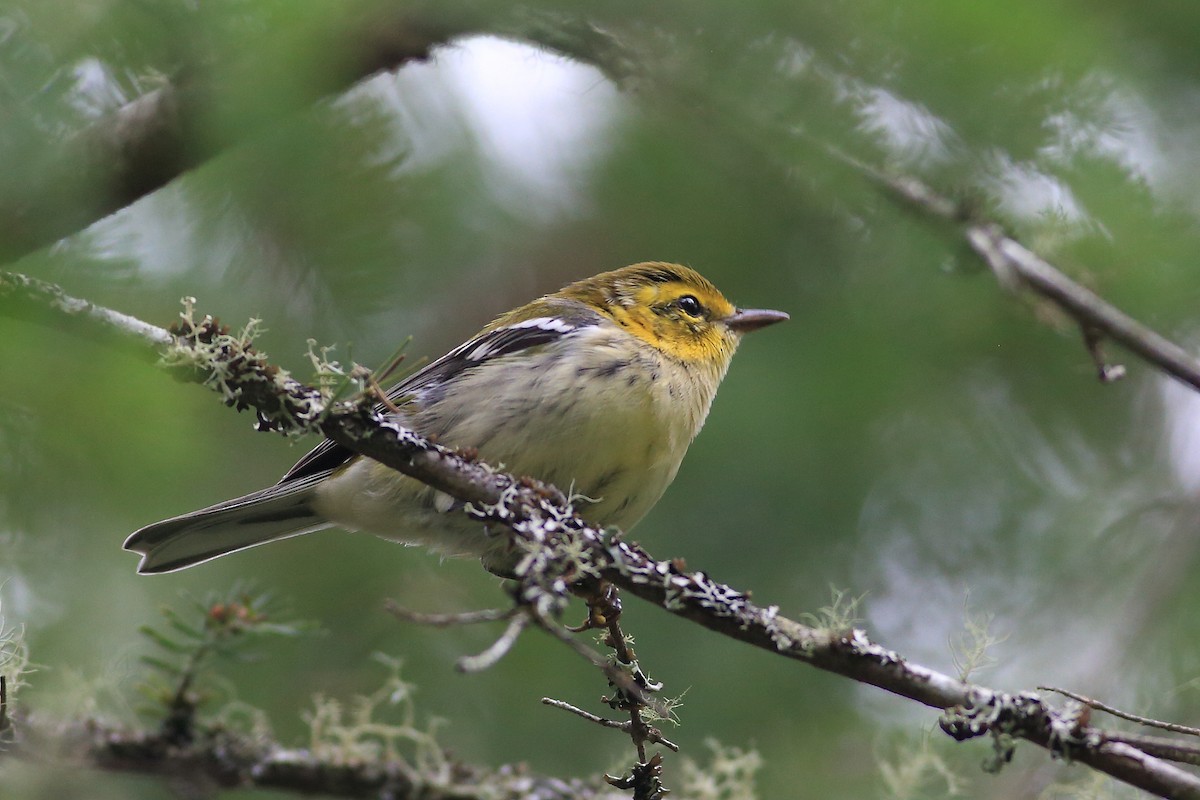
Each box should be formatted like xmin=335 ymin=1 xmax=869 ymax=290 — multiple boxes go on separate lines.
xmin=125 ymin=262 xmax=788 ymax=574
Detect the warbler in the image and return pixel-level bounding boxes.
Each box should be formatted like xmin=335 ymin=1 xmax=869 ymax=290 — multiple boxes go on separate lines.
xmin=125 ymin=262 xmax=788 ymax=574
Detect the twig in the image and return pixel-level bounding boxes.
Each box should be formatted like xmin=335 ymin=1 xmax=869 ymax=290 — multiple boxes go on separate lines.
xmin=0 ymin=270 xmax=173 ymax=351
xmin=0 ymin=676 xmax=8 ymax=737
xmin=856 ymin=161 xmax=1200 ymax=392
xmin=1101 ymin=732 xmax=1200 ymax=768
xmin=1082 ymin=326 xmax=1127 ymax=383
xmin=962 ymin=224 xmax=1200 ymax=392
xmin=527 ymin=609 xmax=668 ymax=719
xmin=541 ymin=698 xmax=679 ymax=752
xmin=455 ymin=613 xmax=530 ymax=673
xmin=586 ymin=583 xmax=662 ymax=763
xmin=818 ymin=144 xmax=1200 ymax=392
xmin=1040 ymin=686 xmax=1200 ymax=737
xmin=384 ymin=602 xmax=517 ymax=627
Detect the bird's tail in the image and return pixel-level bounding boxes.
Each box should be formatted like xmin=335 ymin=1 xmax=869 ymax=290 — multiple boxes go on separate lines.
xmin=124 ymin=474 xmax=332 ymax=574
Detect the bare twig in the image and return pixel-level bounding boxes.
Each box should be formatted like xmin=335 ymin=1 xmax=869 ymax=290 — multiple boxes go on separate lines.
xmin=0 ymin=270 xmax=173 ymax=352
xmin=963 ymin=224 xmax=1200 ymax=391
xmin=857 ymin=159 xmax=1200 ymax=393
xmin=1102 ymin=732 xmax=1200 ymax=768
xmin=384 ymin=602 xmax=517 ymax=627
xmin=455 ymin=613 xmax=530 ymax=673
xmin=527 ymin=608 xmax=667 ymax=718
xmin=0 ymin=676 xmax=8 ymax=737
xmin=541 ymin=698 xmax=679 ymax=752
xmin=1040 ymin=686 xmax=1200 ymax=738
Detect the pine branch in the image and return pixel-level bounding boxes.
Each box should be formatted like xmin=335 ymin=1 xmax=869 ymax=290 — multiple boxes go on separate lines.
xmin=0 ymin=6 xmax=465 ymax=263
xmin=0 ymin=7 xmax=637 ymax=265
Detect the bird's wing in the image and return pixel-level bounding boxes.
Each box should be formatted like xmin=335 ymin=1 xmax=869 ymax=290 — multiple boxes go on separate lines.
xmin=277 ymin=312 xmax=597 ymax=484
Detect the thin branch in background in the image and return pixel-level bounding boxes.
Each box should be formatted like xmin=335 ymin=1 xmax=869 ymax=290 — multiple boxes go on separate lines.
xmin=384 ymin=599 xmax=532 ymax=673
xmin=0 ymin=270 xmax=173 ymax=352
xmin=896 ymin=190 xmax=1200 ymax=391
xmin=0 ymin=8 xmax=471 ymax=264
xmin=384 ymin=602 xmax=517 ymax=627
xmin=6 ymin=711 xmax=612 ymax=799
xmin=819 ymin=145 xmax=1200 ymax=393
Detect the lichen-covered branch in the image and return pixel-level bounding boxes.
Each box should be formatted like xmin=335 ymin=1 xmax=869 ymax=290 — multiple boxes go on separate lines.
xmin=7 ymin=713 xmax=609 ymax=799
xmin=4 ymin=280 xmax=1200 ymax=798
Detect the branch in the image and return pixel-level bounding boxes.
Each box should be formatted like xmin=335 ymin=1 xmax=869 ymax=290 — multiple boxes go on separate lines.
xmin=0 ymin=270 xmax=172 ymax=353
xmin=0 ymin=7 xmax=639 ymax=265
xmin=541 ymin=698 xmax=680 ymax=753
xmin=4 ymin=280 xmax=1200 ymax=798
xmin=0 ymin=7 xmax=467 ymax=263
xmin=847 ymin=155 xmax=1200 ymax=393
xmin=7 ymin=712 xmax=609 ymax=799
xmin=11 ymin=3 xmax=1195 ymax=404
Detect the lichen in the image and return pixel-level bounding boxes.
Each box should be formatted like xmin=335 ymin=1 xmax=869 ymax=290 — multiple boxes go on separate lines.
xmin=676 ymin=739 xmax=763 ymax=800
xmin=303 ymin=654 xmax=449 ymax=782
xmin=0 ymin=597 xmax=29 ymax=705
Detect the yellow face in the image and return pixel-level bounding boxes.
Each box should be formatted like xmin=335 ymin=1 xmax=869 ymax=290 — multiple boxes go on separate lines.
xmin=561 ymin=262 xmax=741 ymax=365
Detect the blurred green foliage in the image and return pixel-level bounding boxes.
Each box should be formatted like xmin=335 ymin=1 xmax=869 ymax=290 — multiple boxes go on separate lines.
xmin=3 ymin=1 xmax=1200 ymax=798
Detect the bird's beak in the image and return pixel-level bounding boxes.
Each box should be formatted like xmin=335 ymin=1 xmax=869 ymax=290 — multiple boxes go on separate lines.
xmin=723 ymin=307 xmax=789 ymax=333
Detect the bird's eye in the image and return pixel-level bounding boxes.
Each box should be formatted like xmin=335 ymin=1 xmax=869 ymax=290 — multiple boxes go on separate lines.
xmin=676 ymin=295 xmax=703 ymax=317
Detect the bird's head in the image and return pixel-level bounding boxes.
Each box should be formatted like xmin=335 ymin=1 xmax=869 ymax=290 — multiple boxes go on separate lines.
xmin=559 ymin=262 xmax=788 ymax=368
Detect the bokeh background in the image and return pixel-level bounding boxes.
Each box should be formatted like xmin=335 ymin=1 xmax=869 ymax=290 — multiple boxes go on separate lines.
xmin=3 ymin=2 xmax=1200 ymax=797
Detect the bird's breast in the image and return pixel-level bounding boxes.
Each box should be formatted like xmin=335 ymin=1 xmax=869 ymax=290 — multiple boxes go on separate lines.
xmin=314 ymin=328 xmax=719 ymax=556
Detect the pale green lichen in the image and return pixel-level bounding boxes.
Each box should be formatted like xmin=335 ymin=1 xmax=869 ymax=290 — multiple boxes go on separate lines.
xmin=949 ymin=594 xmax=1008 ymax=682
xmin=160 ymin=298 xmax=269 ymax=398
xmin=0 ymin=596 xmax=29 ymax=703
xmin=799 ymin=586 xmax=865 ymax=633
xmin=160 ymin=298 xmax=334 ymax=437
xmin=877 ymin=733 xmax=967 ymax=800
xmin=212 ymin=699 xmax=275 ymax=741
xmin=676 ymin=739 xmax=763 ymax=800
xmin=303 ymin=653 xmax=449 ymax=783
xmin=640 ymin=688 xmax=685 ymax=729
xmin=304 ymin=338 xmax=371 ymax=404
